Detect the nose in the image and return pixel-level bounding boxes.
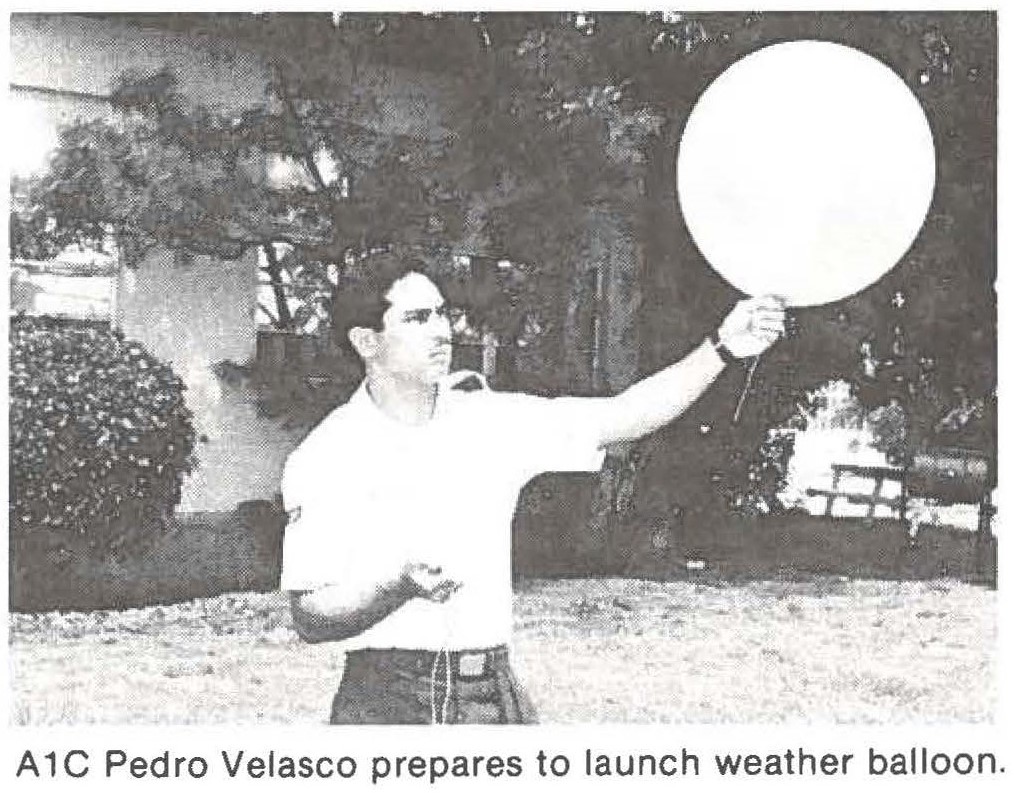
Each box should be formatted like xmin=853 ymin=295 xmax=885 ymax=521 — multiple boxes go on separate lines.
xmin=428 ymin=312 xmax=451 ymax=344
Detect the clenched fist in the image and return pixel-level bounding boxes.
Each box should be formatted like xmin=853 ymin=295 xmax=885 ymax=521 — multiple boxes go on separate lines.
xmin=716 ymin=296 xmax=787 ymax=358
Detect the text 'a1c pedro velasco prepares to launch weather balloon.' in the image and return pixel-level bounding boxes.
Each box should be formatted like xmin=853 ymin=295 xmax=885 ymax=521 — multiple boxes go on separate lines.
xmin=13 ymin=746 xmax=1004 ymax=781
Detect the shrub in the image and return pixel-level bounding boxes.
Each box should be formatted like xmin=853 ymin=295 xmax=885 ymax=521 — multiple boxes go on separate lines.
xmin=9 ymin=316 xmax=196 ymax=563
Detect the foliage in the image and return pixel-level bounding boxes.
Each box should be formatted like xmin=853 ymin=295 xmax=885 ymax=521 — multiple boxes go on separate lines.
xmin=9 ymin=317 xmax=196 ymax=563
xmin=856 ymin=286 xmax=997 ymax=464
xmin=9 ymin=12 xmax=996 ymax=547
xmin=626 ymin=11 xmax=995 ymax=529
xmin=722 ymin=431 xmax=797 ymax=517
xmin=214 ymin=350 xmax=359 ymax=434
xmin=8 ymin=13 xmax=687 ymax=342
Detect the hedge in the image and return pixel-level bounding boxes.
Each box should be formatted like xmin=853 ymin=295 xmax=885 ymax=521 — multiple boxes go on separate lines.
xmin=9 ymin=316 xmax=196 ymax=564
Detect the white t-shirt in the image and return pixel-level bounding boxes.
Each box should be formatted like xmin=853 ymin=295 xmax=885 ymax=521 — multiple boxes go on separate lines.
xmin=280 ymin=373 xmax=605 ymax=651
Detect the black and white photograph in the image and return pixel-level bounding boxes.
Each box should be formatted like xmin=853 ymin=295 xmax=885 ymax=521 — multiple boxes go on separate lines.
xmin=4 ymin=5 xmax=1004 ymax=774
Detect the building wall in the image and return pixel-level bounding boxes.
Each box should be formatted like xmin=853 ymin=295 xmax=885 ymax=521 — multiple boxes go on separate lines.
xmin=11 ymin=13 xmax=292 ymax=511
xmin=113 ymin=249 xmax=299 ymax=511
xmin=8 ymin=88 xmax=120 ymax=179
xmin=10 ymin=14 xmax=269 ymax=112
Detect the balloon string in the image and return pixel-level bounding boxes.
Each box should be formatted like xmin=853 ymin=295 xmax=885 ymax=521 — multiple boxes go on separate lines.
xmin=733 ymin=356 xmax=761 ymax=424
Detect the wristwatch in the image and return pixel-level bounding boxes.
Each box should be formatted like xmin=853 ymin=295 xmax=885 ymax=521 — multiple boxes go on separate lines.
xmin=707 ymin=331 xmax=737 ymax=366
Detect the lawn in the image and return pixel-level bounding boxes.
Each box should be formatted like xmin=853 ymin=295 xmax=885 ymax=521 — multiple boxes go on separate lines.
xmin=9 ymin=576 xmax=995 ymax=725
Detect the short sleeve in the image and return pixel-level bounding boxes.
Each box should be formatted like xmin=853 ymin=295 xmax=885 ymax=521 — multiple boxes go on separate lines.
xmin=279 ymin=518 xmax=330 ymax=592
xmin=497 ymin=393 xmax=606 ymax=479
xmin=278 ymin=442 xmax=403 ymax=593
xmin=278 ymin=450 xmax=330 ymax=592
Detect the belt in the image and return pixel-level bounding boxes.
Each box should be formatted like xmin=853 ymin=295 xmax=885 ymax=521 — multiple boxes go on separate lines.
xmin=346 ymin=646 xmax=509 ymax=724
xmin=346 ymin=645 xmax=509 ymax=680
xmin=341 ymin=645 xmax=531 ymax=725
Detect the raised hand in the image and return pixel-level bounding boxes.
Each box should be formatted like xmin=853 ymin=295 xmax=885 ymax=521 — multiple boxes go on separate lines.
xmin=716 ymin=295 xmax=787 ymax=358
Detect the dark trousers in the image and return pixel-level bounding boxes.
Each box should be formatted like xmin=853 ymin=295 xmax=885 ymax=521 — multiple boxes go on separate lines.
xmin=330 ymin=646 xmax=538 ymax=725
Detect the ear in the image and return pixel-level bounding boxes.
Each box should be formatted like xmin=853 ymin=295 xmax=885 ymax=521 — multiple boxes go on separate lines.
xmin=348 ymin=326 xmax=380 ymax=360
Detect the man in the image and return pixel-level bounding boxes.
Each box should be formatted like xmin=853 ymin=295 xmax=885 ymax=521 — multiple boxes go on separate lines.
xmin=280 ymin=254 xmax=785 ymax=724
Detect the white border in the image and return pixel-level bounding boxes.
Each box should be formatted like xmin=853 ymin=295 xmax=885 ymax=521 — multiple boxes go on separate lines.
xmin=3 ymin=4 xmax=1008 ymax=791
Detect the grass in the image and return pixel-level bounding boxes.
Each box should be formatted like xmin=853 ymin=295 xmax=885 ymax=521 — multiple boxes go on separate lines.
xmin=9 ymin=576 xmax=996 ymax=725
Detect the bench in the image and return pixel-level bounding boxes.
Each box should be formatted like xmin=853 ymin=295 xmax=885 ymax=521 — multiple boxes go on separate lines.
xmin=806 ymin=463 xmax=908 ymax=519
xmin=806 ymin=449 xmax=995 ymax=537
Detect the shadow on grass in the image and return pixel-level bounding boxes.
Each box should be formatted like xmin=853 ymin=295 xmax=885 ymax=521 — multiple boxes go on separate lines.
xmin=676 ymin=514 xmax=997 ymax=588
xmin=10 ymin=501 xmax=284 ymax=613
xmin=516 ymin=511 xmax=996 ymax=589
xmin=11 ymin=503 xmax=995 ymax=614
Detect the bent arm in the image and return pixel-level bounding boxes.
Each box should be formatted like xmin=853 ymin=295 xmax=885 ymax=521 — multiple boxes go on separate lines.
xmin=288 ymin=563 xmax=460 ymax=644
xmin=289 ymin=573 xmax=414 ymax=644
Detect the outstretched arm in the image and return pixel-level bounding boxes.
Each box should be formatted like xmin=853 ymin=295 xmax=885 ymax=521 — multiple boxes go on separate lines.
xmin=590 ymin=296 xmax=786 ymax=447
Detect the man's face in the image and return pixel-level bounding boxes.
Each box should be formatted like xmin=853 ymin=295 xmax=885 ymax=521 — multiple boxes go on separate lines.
xmin=370 ymin=272 xmax=453 ymax=385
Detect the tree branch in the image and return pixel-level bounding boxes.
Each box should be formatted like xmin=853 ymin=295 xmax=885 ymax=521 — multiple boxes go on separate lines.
xmin=274 ymin=66 xmax=332 ymax=194
xmin=257 ymin=301 xmax=282 ymax=329
xmin=261 ymin=242 xmax=295 ymax=330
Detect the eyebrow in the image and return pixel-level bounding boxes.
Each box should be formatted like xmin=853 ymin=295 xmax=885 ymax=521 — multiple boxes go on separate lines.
xmin=399 ymin=304 xmax=449 ymax=321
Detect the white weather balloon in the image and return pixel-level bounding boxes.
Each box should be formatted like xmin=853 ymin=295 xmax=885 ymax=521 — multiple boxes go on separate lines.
xmin=677 ymin=40 xmax=936 ymax=307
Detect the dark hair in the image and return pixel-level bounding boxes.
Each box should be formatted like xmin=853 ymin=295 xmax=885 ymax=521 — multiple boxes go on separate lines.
xmin=331 ymin=251 xmax=434 ymax=352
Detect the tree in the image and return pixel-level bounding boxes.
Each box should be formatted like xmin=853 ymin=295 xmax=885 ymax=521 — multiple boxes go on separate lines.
xmin=11 ymin=12 xmax=995 ymax=564
xmin=9 ymin=12 xmax=703 ymax=346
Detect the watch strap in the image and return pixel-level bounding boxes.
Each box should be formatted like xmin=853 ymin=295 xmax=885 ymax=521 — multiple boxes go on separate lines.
xmin=708 ymin=332 xmax=737 ymax=366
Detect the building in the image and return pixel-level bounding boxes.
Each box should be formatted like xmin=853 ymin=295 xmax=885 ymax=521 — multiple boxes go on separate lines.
xmin=10 ymin=12 xmax=652 ymax=519
xmin=10 ymin=13 xmax=286 ymax=510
